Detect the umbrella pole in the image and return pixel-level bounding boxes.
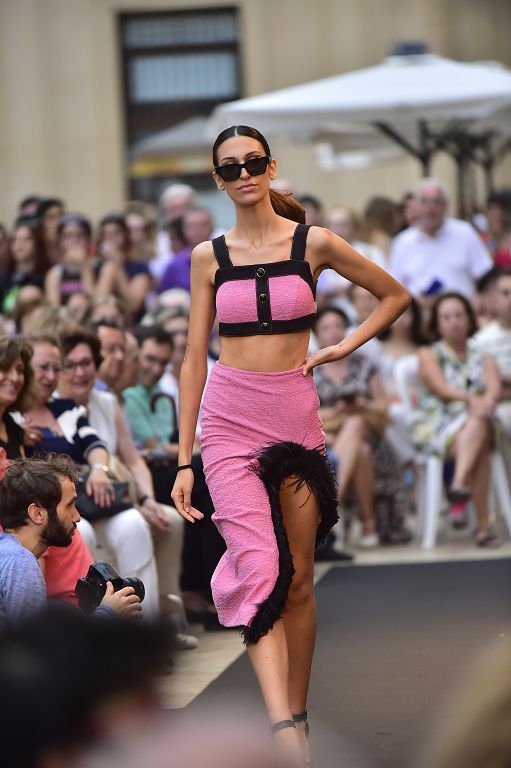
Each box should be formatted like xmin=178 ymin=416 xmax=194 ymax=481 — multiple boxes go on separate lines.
xmin=372 ymin=120 xmax=432 ymax=175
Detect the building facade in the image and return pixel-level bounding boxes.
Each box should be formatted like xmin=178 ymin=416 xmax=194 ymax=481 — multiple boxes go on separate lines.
xmin=0 ymin=0 xmax=510 ymax=226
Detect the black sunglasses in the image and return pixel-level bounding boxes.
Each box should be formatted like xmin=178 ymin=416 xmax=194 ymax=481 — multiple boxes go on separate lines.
xmin=214 ymin=155 xmax=271 ymax=182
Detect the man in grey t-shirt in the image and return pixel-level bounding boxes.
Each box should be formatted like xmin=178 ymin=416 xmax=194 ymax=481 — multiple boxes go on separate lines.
xmin=0 ymin=456 xmax=142 ymax=627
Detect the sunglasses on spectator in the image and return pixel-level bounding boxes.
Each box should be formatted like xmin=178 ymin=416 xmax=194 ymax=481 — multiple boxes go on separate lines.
xmin=215 ymin=156 xmax=271 ymax=182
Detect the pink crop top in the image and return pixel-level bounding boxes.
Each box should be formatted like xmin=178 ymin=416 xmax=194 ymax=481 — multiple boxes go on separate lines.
xmin=213 ymin=224 xmax=317 ymax=336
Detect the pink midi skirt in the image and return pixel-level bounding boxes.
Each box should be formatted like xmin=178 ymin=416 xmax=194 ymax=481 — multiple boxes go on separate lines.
xmin=200 ymin=362 xmax=337 ymax=644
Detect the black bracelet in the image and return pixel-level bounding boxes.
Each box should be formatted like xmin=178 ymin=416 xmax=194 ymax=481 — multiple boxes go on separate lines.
xmin=139 ymin=494 xmax=153 ymax=506
xmin=176 ymin=463 xmax=194 ymax=473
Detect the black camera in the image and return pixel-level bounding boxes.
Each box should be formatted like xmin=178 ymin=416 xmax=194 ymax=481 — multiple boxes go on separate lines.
xmin=75 ymin=562 xmax=145 ymax=614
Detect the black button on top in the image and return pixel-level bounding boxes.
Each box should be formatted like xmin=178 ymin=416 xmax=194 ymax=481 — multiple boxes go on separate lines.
xmin=256 ymin=267 xmax=266 ymax=278
xmin=259 ymin=293 xmax=268 ymax=303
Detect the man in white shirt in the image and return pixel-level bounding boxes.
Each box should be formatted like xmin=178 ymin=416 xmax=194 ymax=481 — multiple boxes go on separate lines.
xmin=473 ymin=268 xmax=511 ymax=435
xmin=390 ymin=178 xmax=492 ymax=299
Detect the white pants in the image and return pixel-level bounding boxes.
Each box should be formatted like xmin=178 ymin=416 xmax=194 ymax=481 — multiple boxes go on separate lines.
xmin=77 ymin=504 xmax=183 ymax=618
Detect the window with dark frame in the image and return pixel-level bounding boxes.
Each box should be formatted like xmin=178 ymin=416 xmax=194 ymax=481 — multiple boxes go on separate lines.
xmin=119 ymin=7 xmax=241 ymax=200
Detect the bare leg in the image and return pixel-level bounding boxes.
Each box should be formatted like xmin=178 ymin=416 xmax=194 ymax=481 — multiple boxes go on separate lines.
xmin=333 ymin=415 xmax=368 ymax=500
xmin=247 ymin=621 xmax=303 ymax=761
xmin=350 ymin=441 xmax=376 ymax=535
xmin=246 ymin=476 xmax=319 ymax=764
xmin=280 ymin=477 xmax=318 ymax=714
xmin=464 ymin=426 xmax=492 ymax=529
xmin=451 ymin=415 xmax=492 ymax=488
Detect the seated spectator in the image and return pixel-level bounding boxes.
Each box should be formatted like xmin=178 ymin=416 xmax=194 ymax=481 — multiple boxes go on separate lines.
xmin=84 ymin=294 xmax=129 ymax=327
xmin=157 ymin=306 xmax=192 ymax=404
xmin=0 ymin=221 xmax=49 ymax=316
xmin=95 ymin=212 xmax=152 ymax=320
xmin=414 ymin=292 xmax=501 ymax=546
xmin=390 ymin=178 xmax=493 ymax=301
xmin=378 ymin=297 xmax=427 ymax=393
xmin=483 ymin=190 xmax=511 ymax=265
xmin=474 ymin=267 xmax=511 ymax=444
xmin=0 ymin=222 xmax=9 ymax=269
xmin=19 ymin=334 xmax=137 ymax=607
xmin=124 ymin=199 xmax=157 ymax=263
xmin=346 ymin=283 xmax=381 ymax=358
xmin=21 ymin=334 xmax=111 ymax=501
xmin=123 ymin=325 xmax=225 ymax=628
xmin=378 ymin=298 xmax=428 ymax=468
xmin=153 ymin=183 xmax=197 ymax=280
xmin=313 ymin=307 xmax=409 ymax=547
xmin=89 ymin=318 xmax=126 ymax=393
xmin=158 ymin=207 xmax=214 ymax=294
xmin=56 ymin=329 xmax=194 ymax=640
xmin=22 ymin=304 xmax=71 ymax=336
xmin=36 ymin=197 xmax=65 ymax=265
xmin=473 ymin=267 xmax=500 ymax=328
xmin=123 ymin=327 xmax=177 ymax=459
xmin=45 ymin=214 xmax=96 ymax=306
xmin=17 ymin=194 xmax=41 ymax=218
xmin=363 ymin=195 xmax=400 ymax=263
xmin=116 ymin=331 xmax=139 ymax=395
xmin=296 ymin=193 xmax=324 ymax=226
xmin=0 ymin=455 xmax=141 ymax=627
xmin=399 ymin=191 xmax=421 ymax=230
xmin=0 ymin=336 xmax=36 ymax=459
xmin=66 ymin=291 xmax=91 ymax=325
xmin=316 ymin=206 xmax=386 ymax=308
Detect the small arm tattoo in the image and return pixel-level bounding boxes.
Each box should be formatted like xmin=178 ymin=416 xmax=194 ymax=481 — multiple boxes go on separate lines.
xmin=183 ymin=344 xmax=190 ymax=363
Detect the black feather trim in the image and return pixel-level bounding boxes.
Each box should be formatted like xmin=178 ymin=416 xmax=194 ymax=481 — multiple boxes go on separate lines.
xmin=241 ymin=441 xmax=338 ymax=645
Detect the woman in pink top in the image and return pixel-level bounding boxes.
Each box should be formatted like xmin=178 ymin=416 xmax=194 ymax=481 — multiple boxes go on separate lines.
xmin=171 ymin=125 xmax=410 ymax=765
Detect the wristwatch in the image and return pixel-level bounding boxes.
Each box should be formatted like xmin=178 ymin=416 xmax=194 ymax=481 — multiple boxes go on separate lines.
xmin=91 ymin=464 xmax=110 ymax=474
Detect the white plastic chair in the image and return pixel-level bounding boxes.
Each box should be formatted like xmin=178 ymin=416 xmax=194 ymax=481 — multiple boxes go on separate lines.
xmin=393 ymin=354 xmax=511 ymax=549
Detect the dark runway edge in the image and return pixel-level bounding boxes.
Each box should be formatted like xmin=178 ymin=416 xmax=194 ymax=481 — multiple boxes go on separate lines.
xmin=190 ymin=559 xmax=511 ymax=768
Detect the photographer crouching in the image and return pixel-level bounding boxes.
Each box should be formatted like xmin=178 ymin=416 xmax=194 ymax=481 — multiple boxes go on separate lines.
xmin=0 ymin=455 xmax=142 ymax=628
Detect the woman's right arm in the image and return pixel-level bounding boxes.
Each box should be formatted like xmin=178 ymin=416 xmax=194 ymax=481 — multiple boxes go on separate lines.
xmin=418 ymin=347 xmax=469 ymax=403
xmin=172 ymin=242 xmax=216 ymax=522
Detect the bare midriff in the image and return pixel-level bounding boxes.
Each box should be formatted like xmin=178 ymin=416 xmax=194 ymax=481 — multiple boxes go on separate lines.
xmin=218 ymin=330 xmax=310 ymax=372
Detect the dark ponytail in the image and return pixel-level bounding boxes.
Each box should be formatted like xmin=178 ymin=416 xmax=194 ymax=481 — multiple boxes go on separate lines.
xmin=213 ymin=125 xmax=306 ymax=224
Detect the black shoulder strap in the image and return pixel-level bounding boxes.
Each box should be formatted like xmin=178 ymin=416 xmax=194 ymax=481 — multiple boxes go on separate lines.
xmin=212 ymin=235 xmax=233 ymax=269
xmin=290 ymin=224 xmax=310 ymax=261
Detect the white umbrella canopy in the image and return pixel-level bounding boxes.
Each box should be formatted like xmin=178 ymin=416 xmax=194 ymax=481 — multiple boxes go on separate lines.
xmin=208 ymin=52 xmax=511 ymax=141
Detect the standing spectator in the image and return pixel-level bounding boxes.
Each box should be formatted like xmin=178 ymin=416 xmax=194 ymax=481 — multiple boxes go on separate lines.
xmin=158 ymin=207 xmax=214 ymax=294
xmin=0 ymin=221 xmax=49 ymax=316
xmin=363 ymin=195 xmax=400 ymax=263
xmin=45 ymin=214 xmax=95 ymax=306
xmin=95 ymin=213 xmax=153 ymax=320
xmin=413 ymin=292 xmax=501 ymax=545
xmin=390 ymin=178 xmax=493 ymax=300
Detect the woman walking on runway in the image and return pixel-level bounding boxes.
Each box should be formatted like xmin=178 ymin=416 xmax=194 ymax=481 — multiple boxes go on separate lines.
xmin=171 ymin=125 xmax=410 ymax=765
